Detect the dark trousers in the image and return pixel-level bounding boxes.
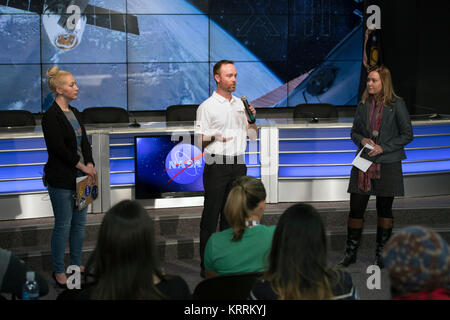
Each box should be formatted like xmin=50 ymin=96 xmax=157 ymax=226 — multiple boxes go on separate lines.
xmin=199 ymin=161 xmax=247 ymax=270
xmin=349 ymin=193 xmax=394 ymax=219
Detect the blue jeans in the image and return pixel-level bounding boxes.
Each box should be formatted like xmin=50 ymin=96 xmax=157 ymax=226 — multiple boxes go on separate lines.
xmin=48 ymin=185 xmax=87 ymax=274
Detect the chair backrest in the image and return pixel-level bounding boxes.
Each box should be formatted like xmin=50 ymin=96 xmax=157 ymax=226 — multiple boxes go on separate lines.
xmin=56 ymin=288 xmax=86 ymax=300
xmin=293 ymin=103 xmax=338 ymax=119
xmin=0 ymin=110 xmax=36 ymax=127
xmin=82 ymin=107 xmax=129 ymax=124
xmin=193 ymin=272 xmax=263 ymax=300
xmin=166 ymin=104 xmax=198 ymax=122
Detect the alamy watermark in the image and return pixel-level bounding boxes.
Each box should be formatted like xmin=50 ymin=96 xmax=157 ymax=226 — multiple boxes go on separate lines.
xmin=66 ymin=265 xmax=81 ymax=290
xmin=66 ymin=4 xmax=81 ymax=31
xmin=366 ymin=5 xmax=381 ymax=30
xmin=173 ymin=128 xmax=260 ymax=166
xmin=366 ymin=265 xmax=381 ymax=290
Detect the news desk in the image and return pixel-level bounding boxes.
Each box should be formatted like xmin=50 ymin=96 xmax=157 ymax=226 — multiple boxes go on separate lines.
xmin=0 ymin=118 xmax=449 ymax=220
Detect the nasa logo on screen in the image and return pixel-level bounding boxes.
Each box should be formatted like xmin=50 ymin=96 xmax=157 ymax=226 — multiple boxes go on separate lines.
xmin=91 ymin=185 xmax=98 ymax=200
xmin=84 ymin=185 xmax=91 ymax=197
xmin=165 ymin=143 xmax=204 ymax=184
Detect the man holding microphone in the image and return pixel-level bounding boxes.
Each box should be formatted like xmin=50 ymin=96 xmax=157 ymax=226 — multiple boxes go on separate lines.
xmin=195 ymin=60 xmax=257 ymax=278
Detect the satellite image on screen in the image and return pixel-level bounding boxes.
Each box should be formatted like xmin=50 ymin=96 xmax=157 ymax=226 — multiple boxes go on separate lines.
xmin=0 ymin=0 xmax=363 ymax=112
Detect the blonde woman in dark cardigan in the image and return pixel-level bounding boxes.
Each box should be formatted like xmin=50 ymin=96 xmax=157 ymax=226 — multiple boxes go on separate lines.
xmin=42 ymin=66 xmax=97 ymax=287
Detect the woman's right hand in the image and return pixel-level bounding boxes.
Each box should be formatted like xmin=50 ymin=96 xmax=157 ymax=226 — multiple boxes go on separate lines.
xmin=361 ymin=138 xmax=375 ymax=147
xmin=84 ymin=165 xmax=97 ymax=186
xmin=85 ymin=165 xmax=96 ymax=177
xmin=76 ymin=162 xmax=97 ymax=184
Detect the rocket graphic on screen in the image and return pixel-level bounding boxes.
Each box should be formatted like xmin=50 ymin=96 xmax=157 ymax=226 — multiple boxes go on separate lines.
xmin=0 ymin=0 xmax=139 ymax=50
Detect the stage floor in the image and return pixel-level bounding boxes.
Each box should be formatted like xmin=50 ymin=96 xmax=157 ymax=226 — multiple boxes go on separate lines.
xmin=1 ymin=194 xmax=448 ymax=229
xmin=1 ymin=194 xmax=449 ymax=301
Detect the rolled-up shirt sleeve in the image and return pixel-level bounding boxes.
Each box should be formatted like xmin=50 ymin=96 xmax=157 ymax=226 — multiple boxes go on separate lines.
xmin=195 ymin=104 xmax=220 ymax=139
xmin=195 ymin=104 xmax=207 ymax=136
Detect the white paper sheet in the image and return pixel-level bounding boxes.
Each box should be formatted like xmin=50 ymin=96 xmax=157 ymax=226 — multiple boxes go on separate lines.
xmin=352 ymin=144 xmax=374 ymax=172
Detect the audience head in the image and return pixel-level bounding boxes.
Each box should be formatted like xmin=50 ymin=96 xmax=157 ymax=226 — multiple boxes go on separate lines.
xmin=224 ymin=176 xmax=266 ymax=241
xmin=382 ymin=225 xmax=450 ymax=298
xmin=86 ymin=200 xmax=165 ymax=300
xmin=46 ymin=66 xmax=78 ymax=100
xmin=266 ymin=203 xmax=332 ymax=299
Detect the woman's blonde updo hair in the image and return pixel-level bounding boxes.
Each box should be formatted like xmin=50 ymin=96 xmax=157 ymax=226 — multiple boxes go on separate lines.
xmin=224 ymin=176 xmax=266 ymax=241
xmin=46 ymin=66 xmax=72 ymax=95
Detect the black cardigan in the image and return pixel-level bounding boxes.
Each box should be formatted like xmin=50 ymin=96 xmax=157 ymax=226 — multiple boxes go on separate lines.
xmin=42 ymin=101 xmax=94 ymax=190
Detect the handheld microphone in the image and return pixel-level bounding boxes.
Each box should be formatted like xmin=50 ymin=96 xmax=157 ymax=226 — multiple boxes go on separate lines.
xmin=414 ymin=104 xmax=442 ymax=120
xmin=372 ymin=130 xmax=379 ymax=143
xmin=241 ymin=96 xmax=256 ymax=124
xmin=128 ymin=112 xmax=141 ymax=128
xmin=129 ymin=119 xmax=141 ymax=128
xmin=300 ymin=111 xmax=319 ymax=123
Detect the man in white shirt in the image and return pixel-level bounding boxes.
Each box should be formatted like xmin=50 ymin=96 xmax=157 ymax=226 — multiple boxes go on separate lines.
xmin=195 ymin=60 xmax=257 ymax=277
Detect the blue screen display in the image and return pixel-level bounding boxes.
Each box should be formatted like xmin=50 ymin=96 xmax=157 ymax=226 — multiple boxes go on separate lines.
xmin=135 ymin=135 xmax=205 ymax=198
xmin=0 ymin=0 xmax=363 ymax=112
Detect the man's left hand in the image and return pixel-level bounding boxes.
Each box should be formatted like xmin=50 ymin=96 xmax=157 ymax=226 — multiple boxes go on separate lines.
xmin=249 ymin=103 xmax=256 ymax=118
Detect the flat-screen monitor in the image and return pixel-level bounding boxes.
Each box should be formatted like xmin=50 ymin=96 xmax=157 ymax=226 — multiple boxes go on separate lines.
xmin=134 ymin=134 xmax=205 ymax=199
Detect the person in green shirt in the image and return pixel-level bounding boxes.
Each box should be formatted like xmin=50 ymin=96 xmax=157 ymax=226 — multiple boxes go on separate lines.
xmin=204 ymin=176 xmax=275 ymax=278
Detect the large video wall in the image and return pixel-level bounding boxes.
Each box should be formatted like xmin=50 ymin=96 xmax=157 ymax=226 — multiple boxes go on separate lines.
xmin=0 ymin=0 xmax=363 ymax=112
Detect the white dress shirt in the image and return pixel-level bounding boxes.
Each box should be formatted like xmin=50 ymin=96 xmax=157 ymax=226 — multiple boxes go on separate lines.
xmin=195 ymin=91 xmax=249 ymax=156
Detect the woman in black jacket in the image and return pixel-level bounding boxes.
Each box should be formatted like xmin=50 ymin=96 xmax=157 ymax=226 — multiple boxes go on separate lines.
xmin=42 ymin=66 xmax=97 ymax=287
xmin=338 ymin=65 xmax=413 ymax=269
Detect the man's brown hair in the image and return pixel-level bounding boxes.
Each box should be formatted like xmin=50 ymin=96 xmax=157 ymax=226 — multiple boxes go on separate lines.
xmin=213 ymin=60 xmax=235 ymax=83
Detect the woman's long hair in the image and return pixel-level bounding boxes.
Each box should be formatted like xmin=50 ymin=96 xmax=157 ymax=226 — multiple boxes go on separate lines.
xmin=361 ymin=65 xmax=400 ymax=105
xmin=265 ymin=203 xmax=335 ymax=300
xmin=224 ymin=176 xmax=266 ymax=241
xmin=86 ymin=200 xmax=166 ymax=300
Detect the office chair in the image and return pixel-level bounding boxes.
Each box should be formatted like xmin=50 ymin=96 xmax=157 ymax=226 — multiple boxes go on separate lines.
xmin=193 ymin=272 xmax=263 ymax=300
xmin=166 ymin=104 xmax=198 ymax=122
xmin=82 ymin=107 xmax=129 ymax=124
xmin=293 ymin=103 xmax=338 ymax=121
xmin=0 ymin=110 xmax=36 ymax=127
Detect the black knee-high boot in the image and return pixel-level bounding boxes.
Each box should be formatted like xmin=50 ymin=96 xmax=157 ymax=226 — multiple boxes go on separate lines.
xmin=338 ymin=218 xmax=364 ymax=267
xmin=375 ymin=217 xmax=393 ymax=269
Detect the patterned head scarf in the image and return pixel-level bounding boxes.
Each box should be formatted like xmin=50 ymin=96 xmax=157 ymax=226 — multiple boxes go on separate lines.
xmin=382 ymin=226 xmax=450 ymax=296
